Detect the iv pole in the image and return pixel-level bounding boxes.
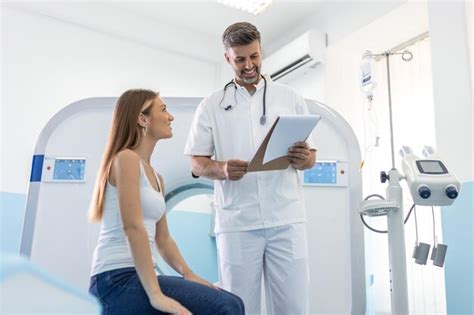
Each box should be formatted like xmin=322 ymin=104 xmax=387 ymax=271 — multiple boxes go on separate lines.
xmin=365 ymin=50 xmax=413 ymax=315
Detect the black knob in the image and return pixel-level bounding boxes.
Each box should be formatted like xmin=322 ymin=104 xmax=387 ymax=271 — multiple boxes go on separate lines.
xmin=380 ymin=171 xmax=389 ymax=183
xmin=445 ymin=186 xmax=458 ymax=199
xmin=418 ymin=186 xmax=431 ymax=199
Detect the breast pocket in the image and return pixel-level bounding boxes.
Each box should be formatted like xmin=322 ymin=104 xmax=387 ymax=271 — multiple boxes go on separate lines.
xmin=213 ymin=107 xmax=254 ymax=161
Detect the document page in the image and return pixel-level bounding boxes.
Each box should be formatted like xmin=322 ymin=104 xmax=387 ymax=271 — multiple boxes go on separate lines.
xmin=263 ymin=115 xmax=320 ymax=164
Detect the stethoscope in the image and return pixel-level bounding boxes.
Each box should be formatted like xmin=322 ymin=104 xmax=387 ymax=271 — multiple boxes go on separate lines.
xmin=218 ymin=75 xmax=267 ymax=125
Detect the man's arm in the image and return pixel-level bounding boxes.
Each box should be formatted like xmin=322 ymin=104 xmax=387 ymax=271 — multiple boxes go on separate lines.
xmin=191 ymin=156 xmax=248 ymax=181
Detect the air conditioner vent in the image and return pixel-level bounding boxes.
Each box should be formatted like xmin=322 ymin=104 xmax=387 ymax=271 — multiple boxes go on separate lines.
xmin=270 ymin=54 xmax=313 ymax=81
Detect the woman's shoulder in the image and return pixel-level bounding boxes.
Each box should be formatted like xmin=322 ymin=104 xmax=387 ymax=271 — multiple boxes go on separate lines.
xmin=112 ymin=149 xmax=141 ymax=170
xmin=115 ymin=149 xmax=139 ymax=160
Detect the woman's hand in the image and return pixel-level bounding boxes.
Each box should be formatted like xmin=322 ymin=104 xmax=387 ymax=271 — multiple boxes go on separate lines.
xmin=184 ymin=271 xmax=219 ymax=290
xmin=150 ymin=294 xmax=191 ymax=315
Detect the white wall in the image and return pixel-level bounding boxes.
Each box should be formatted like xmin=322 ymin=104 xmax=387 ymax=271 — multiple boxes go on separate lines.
xmin=263 ymin=1 xmax=405 ymax=61
xmin=1 ymin=7 xmax=218 ymax=194
xmin=279 ymin=64 xmax=326 ymax=102
xmin=428 ymin=1 xmax=473 ymax=183
xmin=280 ymin=2 xmax=431 ymax=144
xmin=469 ymin=0 xmax=474 ymax=174
xmin=427 ymin=2 xmax=473 ymax=314
xmin=0 ymin=6 xmax=4 ymax=192
xmin=466 ymin=0 xmax=473 ymax=108
xmin=324 ymin=2 xmax=429 ymax=129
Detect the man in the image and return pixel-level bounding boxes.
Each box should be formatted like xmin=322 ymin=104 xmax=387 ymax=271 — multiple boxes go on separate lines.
xmin=184 ymin=22 xmax=316 ymax=315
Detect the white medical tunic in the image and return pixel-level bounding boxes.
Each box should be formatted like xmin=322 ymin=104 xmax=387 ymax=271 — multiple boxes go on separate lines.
xmin=184 ymin=76 xmax=315 ymax=234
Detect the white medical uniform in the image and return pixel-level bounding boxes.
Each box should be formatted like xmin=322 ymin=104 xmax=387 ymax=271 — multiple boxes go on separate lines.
xmin=184 ymin=76 xmax=315 ymax=315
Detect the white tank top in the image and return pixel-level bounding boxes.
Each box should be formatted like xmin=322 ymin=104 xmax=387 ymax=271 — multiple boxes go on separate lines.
xmin=90 ymin=161 xmax=165 ymax=276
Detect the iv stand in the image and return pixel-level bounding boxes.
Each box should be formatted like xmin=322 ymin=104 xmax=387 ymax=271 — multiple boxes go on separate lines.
xmin=366 ymin=50 xmax=413 ymax=315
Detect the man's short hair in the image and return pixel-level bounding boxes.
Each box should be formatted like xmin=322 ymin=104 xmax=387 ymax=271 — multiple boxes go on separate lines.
xmin=222 ymin=22 xmax=261 ymax=50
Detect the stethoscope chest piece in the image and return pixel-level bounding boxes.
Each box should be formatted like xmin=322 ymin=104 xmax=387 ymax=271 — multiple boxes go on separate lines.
xmin=259 ymin=115 xmax=266 ymax=125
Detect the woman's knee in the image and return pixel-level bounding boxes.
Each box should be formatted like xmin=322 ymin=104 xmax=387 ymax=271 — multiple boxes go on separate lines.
xmin=220 ymin=291 xmax=245 ymax=315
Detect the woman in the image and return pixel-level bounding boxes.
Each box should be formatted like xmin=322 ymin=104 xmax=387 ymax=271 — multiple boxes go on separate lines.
xmin=88 ymin=89 xmax=244 ymax=315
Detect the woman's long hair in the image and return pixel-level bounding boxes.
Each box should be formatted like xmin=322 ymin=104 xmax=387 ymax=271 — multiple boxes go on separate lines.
xmin=89 ymin=89 xmax=158 ymax=222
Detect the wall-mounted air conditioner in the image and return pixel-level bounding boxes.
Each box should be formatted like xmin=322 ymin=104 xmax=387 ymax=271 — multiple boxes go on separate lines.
xmin=263 ymin=30 xmax=326 ymax=83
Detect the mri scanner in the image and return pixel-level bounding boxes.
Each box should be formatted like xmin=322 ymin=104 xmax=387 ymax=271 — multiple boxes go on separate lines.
xmin=19 ymin=97 xmax=366 ymax=314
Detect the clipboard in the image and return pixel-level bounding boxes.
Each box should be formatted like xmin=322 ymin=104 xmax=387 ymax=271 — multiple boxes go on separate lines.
xmin=247 ymin=115 xmax=320 ymax=172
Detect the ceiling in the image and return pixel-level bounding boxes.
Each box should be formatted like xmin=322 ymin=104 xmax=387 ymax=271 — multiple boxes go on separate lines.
xmin=108 ymin=1 xmax=322 ymax=40
xmin=2 ymin=1 xmax=404 ymax=63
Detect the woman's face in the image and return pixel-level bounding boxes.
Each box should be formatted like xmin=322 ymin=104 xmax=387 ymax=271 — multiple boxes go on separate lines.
xmin=146 ymin=96 xmax=174 ymax=140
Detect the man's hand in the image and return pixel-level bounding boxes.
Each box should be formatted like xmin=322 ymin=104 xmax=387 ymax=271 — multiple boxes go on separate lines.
xmin=288 ymin=142 xmax=315 ymax=170
xmin=224 ymin=159 xmax=248 ymax=180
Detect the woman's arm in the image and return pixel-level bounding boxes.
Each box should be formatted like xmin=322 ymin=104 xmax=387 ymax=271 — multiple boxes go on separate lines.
xmin=155 ymin=215 xmax=194 ymax=277
xmin=155 ymin=174 xmax=215 ymax=288
xmin=112 ymin=150 xmax=189 ymax=313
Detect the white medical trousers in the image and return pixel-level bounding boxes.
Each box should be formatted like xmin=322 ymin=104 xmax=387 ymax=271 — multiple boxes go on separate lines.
xmin=216 ymin=223 xmax=309 ymax=315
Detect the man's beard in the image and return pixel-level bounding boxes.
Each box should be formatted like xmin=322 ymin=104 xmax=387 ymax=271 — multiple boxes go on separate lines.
xmin=238 ymin=66 xmax=260 ymax=84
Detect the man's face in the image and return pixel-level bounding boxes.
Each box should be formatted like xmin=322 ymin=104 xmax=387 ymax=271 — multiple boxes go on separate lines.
xmin=225 ymin=40 xmax=262 ymax=84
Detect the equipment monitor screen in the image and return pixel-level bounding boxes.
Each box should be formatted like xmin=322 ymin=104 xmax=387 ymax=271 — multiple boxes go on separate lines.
xmin=304 ymin=162 xmax=337 ymax=184
xmin=53 ymin=158 xmax=86 ymax=180
xmin=416 ymin=160 xmax=448 ymax=175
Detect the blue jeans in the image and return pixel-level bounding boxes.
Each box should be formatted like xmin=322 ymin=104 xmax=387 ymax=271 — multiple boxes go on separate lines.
xmin=89 ymin=267 xmax=245 ymax=315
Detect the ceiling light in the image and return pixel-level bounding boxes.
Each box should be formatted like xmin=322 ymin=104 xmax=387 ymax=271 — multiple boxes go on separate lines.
xmin=217 ymin=0 xmax=273 ymax=15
